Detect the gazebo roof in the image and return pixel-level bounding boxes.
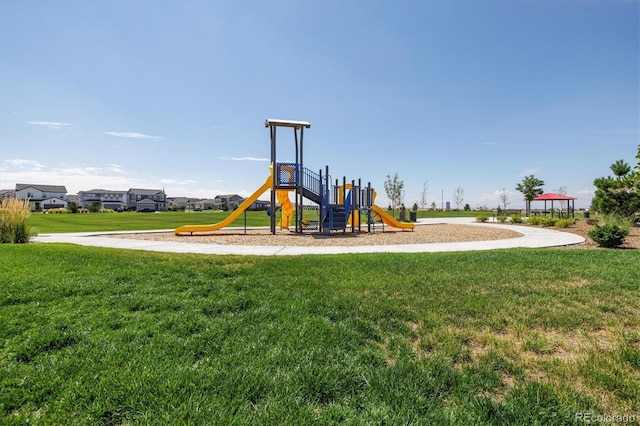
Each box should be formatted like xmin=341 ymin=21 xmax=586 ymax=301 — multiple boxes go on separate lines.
xmin=533 ymin=192 xmax=577 ymax=201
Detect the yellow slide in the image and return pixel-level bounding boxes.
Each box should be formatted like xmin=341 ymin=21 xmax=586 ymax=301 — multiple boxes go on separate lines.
xmin=371 ymin=204 xmax=415 ymax=230
xmin=175 ymin=176 xmax=272 ymax=235
xmin=277 ymin=190 xmax=293 ymax=228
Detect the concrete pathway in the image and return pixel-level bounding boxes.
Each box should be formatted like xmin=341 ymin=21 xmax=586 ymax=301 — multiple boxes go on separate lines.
xmin=32 ymin=217 xmax=585 ymax=256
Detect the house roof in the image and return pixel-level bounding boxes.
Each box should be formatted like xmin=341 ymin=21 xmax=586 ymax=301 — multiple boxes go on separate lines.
xmin=216 ymin=194 xmax=243 ymax=199
xmin=16 ymin=183 xmax=67 ymax=193
xmin=81 ymin=189 xmax=127 ymax=195
xmin=533 ymin=192 xmax=577 ymax=201
xmin=129 ymin=188 xmax=164 ymax=195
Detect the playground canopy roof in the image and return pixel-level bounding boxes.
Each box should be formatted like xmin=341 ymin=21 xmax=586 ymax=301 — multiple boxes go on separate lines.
xmin=265 ymin=119 xmax=311 ymax=129
xmin=533 ymin=192 xmax=577 ymax=201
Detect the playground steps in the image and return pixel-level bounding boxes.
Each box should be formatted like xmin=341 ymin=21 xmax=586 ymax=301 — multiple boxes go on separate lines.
xmin=301 ymin=186 xmax=322 ymax=205
xmin=323 ymin=204 xmax=348 ymax=231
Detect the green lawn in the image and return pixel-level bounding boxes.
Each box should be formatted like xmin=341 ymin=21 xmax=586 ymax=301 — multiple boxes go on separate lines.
xmin=27 ymin=209 xmax=482 ymax=234
xmin=2 ymin=245 xmax=638 ymax=424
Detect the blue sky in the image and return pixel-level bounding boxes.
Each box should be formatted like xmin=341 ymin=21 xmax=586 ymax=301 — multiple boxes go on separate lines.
xmin=1 ymin=0 xmax=638 ymax=209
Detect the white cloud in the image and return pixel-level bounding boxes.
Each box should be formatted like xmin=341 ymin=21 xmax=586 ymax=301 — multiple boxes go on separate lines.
xmin=103 ymin=131 xmax=161 ymax=140
xmin=27 ymin=121 xmax=72 ymax=129
xmin=159 ymin=178 xmax=197 ymax=185
xmin=0 ymin=161 xmax=152 ymax=193
xmin=220 ymin=156 xmax=269 ymax=162
xmin=5 ymin=159 xmax=45 ymax=169
xmin=108 ymin=164 xmax=125 ymax=173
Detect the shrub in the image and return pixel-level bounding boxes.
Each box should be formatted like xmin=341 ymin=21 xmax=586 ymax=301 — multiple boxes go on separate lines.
xmin=0 ymin=198 xmax=36 ymax=244
xmin=497 ymin=215 xmax=507 ymax=223
xmin=587 ymin=214 xmax=632 ymax=248
xmin=555 ymin=218 xmax=575 ymax=229
xmin=527 ymin=216 xmax=543 ymax=225
xmin=476 ymin=214 xmax=489 ymax=223
xmin=588 ymin=223 xmax=629 ymax=248
xmin=44 ymin=208 xmax=68 ymax=214
xmin=541 ymin=216 xmax=559 ymax=227
xmin=510 ymin=214 xmax=523 ymax=224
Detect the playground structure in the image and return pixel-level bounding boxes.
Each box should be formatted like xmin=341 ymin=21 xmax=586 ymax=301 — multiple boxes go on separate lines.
xmin=174 ymin=119 xmax=414 ymax=235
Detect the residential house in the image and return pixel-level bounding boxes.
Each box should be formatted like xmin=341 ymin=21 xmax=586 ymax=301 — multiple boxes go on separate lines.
xmin=167 ymin=197 xmax=190 ymax=211
xmin=249 ymin=199 xmax=270 ymax=211
xmin=78 ymin=189 xmax=127 ymax=211
xmin=126 ymin=188 xmax=167 ymax=212
xmin=192 ymin=199 xmax=217 ymax=211
xmin=214 ymin=194 xmax=244 ymax=210
xmin=0 ymin=189 xmax=16 ymax=201
xmin=15 ymin=183 xmax=68 ymax=211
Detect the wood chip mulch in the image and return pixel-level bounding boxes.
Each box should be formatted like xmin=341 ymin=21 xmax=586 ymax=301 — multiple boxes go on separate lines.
xmin=109 ymin=224 xmax=522 ymax=247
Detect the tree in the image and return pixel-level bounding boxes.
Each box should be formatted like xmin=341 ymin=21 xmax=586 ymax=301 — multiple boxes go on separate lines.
xmin=631 ymin=146 xmax=640 ymax=196
xmin=611 ymin=159 xmax=631 ymax=179
xmin=384 ymin=173 xmax=405 ymax=217
xmin=515 ymin=175 xmax=544 ymax=217
xmin=498 ymin=188 xmax=510 ymax=211
xmin=591 ymin=154 xmax=640 ymax=217
xmin=420 ymin=181 xmax=429 ymax=210
xmin=554 ymin=186 xmax=567 ymax=196
xmin=453 ymin=187 xmax=464 ymax=211
xmin=67 ymin=201 xmax=78 ymax=214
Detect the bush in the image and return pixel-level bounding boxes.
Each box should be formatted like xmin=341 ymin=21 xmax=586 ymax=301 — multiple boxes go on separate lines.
xmin=527 ymin=216 xmax=543 ymax=225
xmin=510 ymin=214 xmax=523 ymax=224
xmin=587 ymin=214 xmax=632 ymax=248
xmin=44 ymin=208 xmax=68 ymax=214
xmin=476 ymin=214 xmax=489 ymax=223
xmin=0 ymin=198 xmax=36 ymax=244
xmin=497 ymin=215 xmax=507 ymax=223
xmin=541 ymin=216 xmax=559 ymax=227
xmin=555 ymin=218 xmax=575 ymax=229
xmin=588 ymin=223 xmax=629 ymax=248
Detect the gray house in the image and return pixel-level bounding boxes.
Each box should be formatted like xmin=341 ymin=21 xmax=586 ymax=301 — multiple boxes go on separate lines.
xmin=0 ymin=189 xmax=16 ymax=201
xmin=126 ymin=188 xmax=167 ymax=212
xmin=78 ymin=189 xmax=127 ymax=211
xmin=214 ymin=194 xmax=244 ymax=210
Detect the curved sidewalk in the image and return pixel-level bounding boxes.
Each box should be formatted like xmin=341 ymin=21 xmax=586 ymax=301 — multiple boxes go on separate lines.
xmin=32 ymin=218 xmax=585 ymax=256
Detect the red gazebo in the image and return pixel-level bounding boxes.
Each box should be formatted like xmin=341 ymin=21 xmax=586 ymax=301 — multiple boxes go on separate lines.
xmin=532 ymin=192 xmax=577 ymax=218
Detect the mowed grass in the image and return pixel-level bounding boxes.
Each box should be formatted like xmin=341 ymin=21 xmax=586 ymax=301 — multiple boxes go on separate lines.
xmin=26 ymin=210 xmax=274 ymax=234
xmin=2 ymin=245 xmax=639 ymax=424
xmin=26 ymin=209 xmax=478 ymax=234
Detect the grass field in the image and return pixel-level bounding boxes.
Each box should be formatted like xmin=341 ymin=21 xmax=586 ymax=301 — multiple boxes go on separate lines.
xmin=2 ymin=244 xmax=639 ymax=424
xmin=26 ymin=209 xmax=481 ymax=234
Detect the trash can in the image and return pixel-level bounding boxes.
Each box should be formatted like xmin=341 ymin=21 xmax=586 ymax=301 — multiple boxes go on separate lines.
xmin=399 ymin=210 xmax=406 ymax=221
xmin=409 ymin=211 xmax=417 ymax=222
xmin=583 ymin=211 xmax=590 ymax=219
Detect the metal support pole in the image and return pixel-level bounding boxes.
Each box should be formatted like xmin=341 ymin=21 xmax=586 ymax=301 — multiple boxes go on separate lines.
xmin=270 ymin=126 xmax=277 ymax=234
xmin=351 ymin=179 xmax=356 ymax=233
xmin=299 ymin=127 xmax=304 ymax=234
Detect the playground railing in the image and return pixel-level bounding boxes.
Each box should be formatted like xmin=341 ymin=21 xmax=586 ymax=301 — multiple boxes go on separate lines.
xmin=302 ymin=167 xmax=322 ymax=198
